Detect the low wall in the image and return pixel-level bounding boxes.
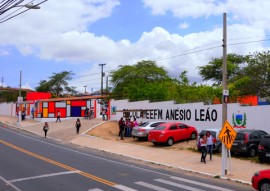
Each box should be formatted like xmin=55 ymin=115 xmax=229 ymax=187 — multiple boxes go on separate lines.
xmin=0 ymin=102 xmax=16 ymax=116
xmin=110 ymin=99 xmax=270 ymax=133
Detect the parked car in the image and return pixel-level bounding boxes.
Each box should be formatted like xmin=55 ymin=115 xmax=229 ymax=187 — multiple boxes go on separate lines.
xmin=258 ymin=134 xmax=270 ymax=163
xmin=197 ymin=129 xmax=222 ymax=153
xmin=231 ymin=129 xmax=268 ymax=157
xmin=148 ymin=122 xmax=197 ymax=146
xmin=131 ymin=121 xmax=165 ymax=139
xmin=252 ymin=169 xmax=270 ymax=191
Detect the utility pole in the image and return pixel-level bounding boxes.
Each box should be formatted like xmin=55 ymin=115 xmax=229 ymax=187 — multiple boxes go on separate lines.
xmin=83 ymin=85 xmax=87 ymax=93
xmin=99 ymin=63 xmax=106 ymax=95
xmin=106 ymin=76 xmax=108 ymax=95
xmin=18 ymin=70 xmax=22 ymax=124
xmin=221 ymin=13 xmax=228 ymax=176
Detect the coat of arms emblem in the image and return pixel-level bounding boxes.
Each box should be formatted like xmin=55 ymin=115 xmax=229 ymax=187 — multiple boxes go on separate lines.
xmin=232 ymin=112 xmax=247 ymax=128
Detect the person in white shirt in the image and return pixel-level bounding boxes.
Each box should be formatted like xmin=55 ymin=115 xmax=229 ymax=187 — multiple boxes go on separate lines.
xmin=206 ymin=131 xmax=214 ymax=161
xmin=56 ymin=110 xmax=61 ymax=122
xmin=199 ymin=134 xmax=207 ymax=163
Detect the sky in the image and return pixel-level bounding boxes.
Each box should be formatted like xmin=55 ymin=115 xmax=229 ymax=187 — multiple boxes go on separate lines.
xmin=1 ymin=0 xmax=270 ymax=93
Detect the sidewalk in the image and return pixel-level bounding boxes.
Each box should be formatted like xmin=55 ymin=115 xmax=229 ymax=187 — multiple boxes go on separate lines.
xmin=1 ymin=115 xmax=269 ymax=185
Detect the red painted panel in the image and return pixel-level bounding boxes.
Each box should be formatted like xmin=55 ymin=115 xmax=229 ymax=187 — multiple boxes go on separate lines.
xmin=48 ymin=102 xmax=55 ymax=113
xmin=237 ymin=95 xmax=258 ymax=106
xmin=71 ymin=101 xmax=86 ymax=107
xmin=27 ymin=104 xmax=30 ymax=115
xmin=81 ymin=110 xmax=85 ymax=116
xmin=55 ymin=108 xmax=66 ymax=118
xmin=94 ymin=100 xmax=97 ymax=118
xmin=107 ymin=101 xmax=110 ymax=120
xmin=26 ymin=92 xmax=51 ymax=101
xmin=39 ymin=102 xmax=42 ymax=113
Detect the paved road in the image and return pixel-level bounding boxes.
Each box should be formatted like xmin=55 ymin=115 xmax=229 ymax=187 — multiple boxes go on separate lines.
xmin=0 ymin=125 xmax=255 ymax=191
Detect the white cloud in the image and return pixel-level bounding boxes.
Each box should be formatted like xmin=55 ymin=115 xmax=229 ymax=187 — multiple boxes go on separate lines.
xmin=143 ymin=0 xmax=270 ymax=31
xmin=1 ymin=0 xmax=270 ymax=91
xmin=179 ymin=22 xmax=189 ymax=29
xmin=0 ymin=0 xmax=121 ymax=44
xmin=22 ymin=83 xmax=33 ymax=90
xmin=143 ymin=0 xmax=221 ymax=18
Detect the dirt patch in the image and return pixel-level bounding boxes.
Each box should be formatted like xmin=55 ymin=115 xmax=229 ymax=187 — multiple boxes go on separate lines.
xmin=86 ymin=120 xmax=197 ymax=151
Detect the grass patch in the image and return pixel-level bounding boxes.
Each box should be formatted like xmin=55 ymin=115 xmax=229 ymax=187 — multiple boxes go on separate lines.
xmin=187 ymin=147 xmax=198 ymax=152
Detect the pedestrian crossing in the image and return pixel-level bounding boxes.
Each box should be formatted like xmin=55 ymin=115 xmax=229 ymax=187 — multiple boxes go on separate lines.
xmin=88 ymin=176 xmax=237 ymax=191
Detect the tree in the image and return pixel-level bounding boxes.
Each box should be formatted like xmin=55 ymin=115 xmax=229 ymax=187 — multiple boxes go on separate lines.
xmin=198 ymin=54 xmax=246 ymax=85
xmin=35 ymin=71 xmax=75 ymax=97
xmin=110 ymin=60 xmax=171 ymax=101
xmin=243 ymin=51 xmax=270 ymax=99
xmin=35 ymin=80 xmax=51 ymax=92
xmin=174 ymin=71 xmax=221 ymax=104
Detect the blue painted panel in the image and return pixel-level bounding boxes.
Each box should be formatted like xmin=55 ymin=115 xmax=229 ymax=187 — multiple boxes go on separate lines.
xmin=71 ymin=106 xmax=81 ymax=117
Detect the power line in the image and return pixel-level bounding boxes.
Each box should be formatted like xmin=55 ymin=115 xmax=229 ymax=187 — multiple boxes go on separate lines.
xmin=228 ymin=34 xmax=270 ymax=41
xmin=153 ymin=37 xmax=270 ymax=62
xmin=15 ymin=34 xmax=270 ymax=89
xmin=154 ymin=45 xmax=221 ymax=62
xmin=0 ymin=0 xmax=47 ymax=24
xmin=228 ymin=38 xmax=270 ymax=46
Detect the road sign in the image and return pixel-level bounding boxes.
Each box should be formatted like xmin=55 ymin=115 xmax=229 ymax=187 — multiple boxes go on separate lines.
xmin=218 ymin=120 xmax=237 ymax=149
xmin=17 ymin=97 xmax=23 ymax=103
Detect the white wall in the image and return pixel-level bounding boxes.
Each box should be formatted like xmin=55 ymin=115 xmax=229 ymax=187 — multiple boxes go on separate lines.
xmin=0 ymin=102 xmax=16 ymax=116
xmin=110 ymin=99 xmax=270 ymax=133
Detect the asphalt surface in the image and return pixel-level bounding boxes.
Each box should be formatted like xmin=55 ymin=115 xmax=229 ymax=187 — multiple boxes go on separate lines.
xmin=0 ymin=115 xmax=269 ymax=188
xmin=0 ymin=123 xmax=254 ymax=191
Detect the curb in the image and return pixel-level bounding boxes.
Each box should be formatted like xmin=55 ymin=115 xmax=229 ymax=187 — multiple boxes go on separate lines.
xmin=73 ymin=137 xmax=252 ymax=186
xmin=1 ymin=120 xmax=252 ymax=186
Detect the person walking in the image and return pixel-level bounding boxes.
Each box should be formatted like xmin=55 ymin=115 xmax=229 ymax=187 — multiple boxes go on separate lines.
xmin=101 ymin=109 xmax=106 ymax=121
xmin=43 ymin=122 xmax=49 ymax=138
xmin=31 ymin=107 xmax=35 ymax=119
xmin=199 ymin=134 xmax=207 ymax=164
xmin=56 ymin=110 xmax=61 ymax=122
xmin=118 ymin=117 xmax=125 ymax=140
xmin=206 ymin=131 xmax=214 ymax=161
xmin=75 ymin=118 xmax=81 ymax=134
xmin=105 ymin=109 xmax=109 ymax=121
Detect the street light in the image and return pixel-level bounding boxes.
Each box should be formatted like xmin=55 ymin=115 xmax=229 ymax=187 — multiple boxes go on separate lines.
xmin=99 ymin=63 xmax=106 ymax=95
xmin=0 ymin=0 xmax=47 ymax=24
xmin=24 ymin=3 xmax=41 ymax=9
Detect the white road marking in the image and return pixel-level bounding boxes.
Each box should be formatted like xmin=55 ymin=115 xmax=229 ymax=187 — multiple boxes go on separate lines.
xmin=170 ymin=176 xmax=236 ymax=191
xmin=9 ymin=171 xmax=81 ymax=183
xmin=0 ymin=176 xmax=22 ymax=191
xmin=135 ymin=181 xmax=172 ymax=191
xmin=88 ymin=189 xmax=103 ymax=191
xmin=155 ymin=179 xmax=206 ymax=191
xmin=2 ymin=127 xmax=247 ymax=191
xmin=113 ymin=184 xmax=138 ymax=191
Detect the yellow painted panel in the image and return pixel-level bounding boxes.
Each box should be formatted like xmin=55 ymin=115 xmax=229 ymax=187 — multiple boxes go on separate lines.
xmin=43 ymin=108 xmax=48 ymax=118
xmin=67 ymin=101 xmax=70 ymax=105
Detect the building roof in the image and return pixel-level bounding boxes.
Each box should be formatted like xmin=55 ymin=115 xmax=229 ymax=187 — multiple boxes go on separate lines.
xmin=0 ymin=87 xmax=34 ymax=92
xmin=37 ymin=95 xmax=108 ymax=102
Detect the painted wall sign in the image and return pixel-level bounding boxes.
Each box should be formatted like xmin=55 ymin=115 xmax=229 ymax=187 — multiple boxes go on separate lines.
xmin=110 ymin=99 xmax=270 ymax=133
xmin=130 ymin=108 xmax=218 ymax=122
